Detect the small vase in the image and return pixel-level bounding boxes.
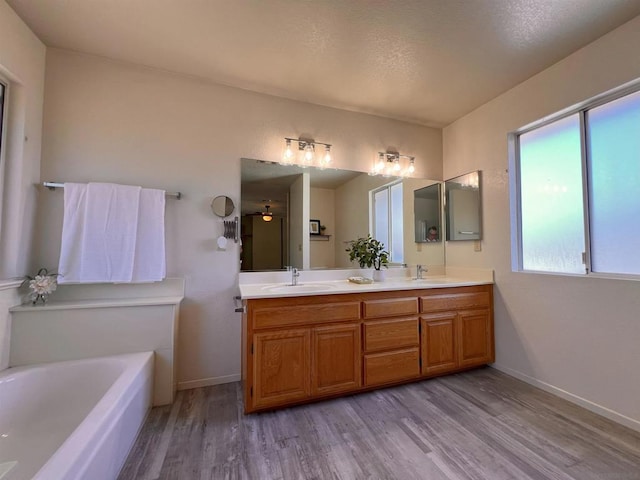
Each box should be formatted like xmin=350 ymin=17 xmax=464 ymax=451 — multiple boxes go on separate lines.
xmin=32 ymin=293 xmax=49 ymax=305
xmin=372 ymin=269 xmax=386 ymax=282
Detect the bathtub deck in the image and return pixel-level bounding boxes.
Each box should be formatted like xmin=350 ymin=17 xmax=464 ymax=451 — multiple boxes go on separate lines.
xmin=118 ymin=367 xmax=640 ymax=480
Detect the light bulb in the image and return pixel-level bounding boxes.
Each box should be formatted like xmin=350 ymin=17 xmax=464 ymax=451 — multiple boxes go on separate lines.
xmin=408 ymin=159 xmax=415 ymax=174
xmin=374 ymin=153 xmax=385 ymax=173
xmin=393 ymin=158 xmax=401 ymax=172
xmin=304 ymin=143 xmax=314 ymax=163
xmin=283 ymin=139 xmax=293 ymax=163
xmin=385 ymin=160 xmax=394 ymax=176
xmin=323 ymin=146 xmax=331 ymax=165
xmin=262 ymin=205 xmax=273 ymax=222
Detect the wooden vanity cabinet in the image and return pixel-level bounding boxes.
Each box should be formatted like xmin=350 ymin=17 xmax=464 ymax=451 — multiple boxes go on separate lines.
xmin=420 ymin=285 xmax=494 ymax=376
xmin=245 ymin=294 xmax=362 ymax=412
xmin=243 ymin=285 xmax=494 ymax=413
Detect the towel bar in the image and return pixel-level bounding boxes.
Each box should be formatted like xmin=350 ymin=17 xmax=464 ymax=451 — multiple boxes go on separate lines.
xmin=42 ymin=182 xmax=182 ymax=199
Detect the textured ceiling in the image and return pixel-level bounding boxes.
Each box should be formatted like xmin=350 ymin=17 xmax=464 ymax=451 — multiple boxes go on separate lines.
xmin=8 ymin=0 xmax=640 ymax=126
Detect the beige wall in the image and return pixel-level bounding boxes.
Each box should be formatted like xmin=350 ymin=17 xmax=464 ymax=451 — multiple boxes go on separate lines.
xmin=444 ymin=15 xmax=640 ymax=429
xmin=0 ymin=0 xmax=46 ymax=370
xmin=36 ymin=48 xmax=442 ymax=388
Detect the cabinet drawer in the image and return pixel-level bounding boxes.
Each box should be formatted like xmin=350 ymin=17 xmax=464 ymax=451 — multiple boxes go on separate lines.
xmin=364 ymin=348 xmax=420 ymax=387
xmin=363 ymin=317 xmax=419 ymax=353
xmin=362 ymin=297 xmax=418 ymax=319
xmin=252 ymin=301 xmax=360 ymax=329
xmin=420 ymin=291 xmax=489 ymax=313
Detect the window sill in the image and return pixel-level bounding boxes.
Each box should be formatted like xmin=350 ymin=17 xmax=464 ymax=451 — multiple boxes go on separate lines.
xmin=514 ymin=269 xmax=640 ymax=282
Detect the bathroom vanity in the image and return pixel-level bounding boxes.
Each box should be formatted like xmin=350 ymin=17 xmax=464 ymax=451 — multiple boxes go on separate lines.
xmin=240 ymin=274 xmax=493 ymax=413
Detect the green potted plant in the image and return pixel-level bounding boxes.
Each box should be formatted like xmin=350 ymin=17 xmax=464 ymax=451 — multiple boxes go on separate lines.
xmin=345 ymin=235 xmax=389 ymax=281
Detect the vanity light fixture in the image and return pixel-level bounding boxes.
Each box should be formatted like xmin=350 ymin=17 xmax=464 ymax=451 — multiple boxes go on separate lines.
xmin=262 ymin=205 xmax=273 ymax=222
xmin=372 ymin=151 xmax=416 ymax=177
xmin=282 ymin=137 xmax=332 ymax=168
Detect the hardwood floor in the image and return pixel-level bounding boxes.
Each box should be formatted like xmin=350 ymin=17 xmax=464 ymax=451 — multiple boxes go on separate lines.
xmin=119 ymin=368 xmax=640 ymax=480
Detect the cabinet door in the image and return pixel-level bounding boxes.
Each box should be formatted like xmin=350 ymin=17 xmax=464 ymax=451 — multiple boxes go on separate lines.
xmin=312 ymin=324 xmax=361 ymax=396
xmin=421 ymin=312 xmax=458 ymax=376
xmin=253 ymin=329 xmax=310 ymax=409
xmin=458 ymin=309 xmax=493 ymax=368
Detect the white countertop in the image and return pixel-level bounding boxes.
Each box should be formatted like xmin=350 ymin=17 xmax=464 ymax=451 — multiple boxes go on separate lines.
xmin=239 ymin=267 xmax=494 ymax=299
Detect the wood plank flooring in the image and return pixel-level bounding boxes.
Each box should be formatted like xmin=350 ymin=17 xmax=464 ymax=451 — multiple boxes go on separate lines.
xmin=118 ymin=368 xmax=640 ymax=480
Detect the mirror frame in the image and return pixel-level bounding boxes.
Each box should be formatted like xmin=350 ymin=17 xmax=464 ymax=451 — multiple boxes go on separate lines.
xmin=211 ymin=195 xmax=235 ymax=218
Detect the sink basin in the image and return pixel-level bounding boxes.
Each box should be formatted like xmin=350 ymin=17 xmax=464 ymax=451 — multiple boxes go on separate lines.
xmin=262 ymin=283 xmax=338 ymax=294
xmin=397 ymin=277 xmax=461 ymax=285
xmin=400 ymin=277 xmax=443 ymax=282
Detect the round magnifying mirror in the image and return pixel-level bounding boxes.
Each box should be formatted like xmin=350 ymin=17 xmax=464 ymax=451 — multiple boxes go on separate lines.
xmin=211 ymin=195 xmax=235 ymax=217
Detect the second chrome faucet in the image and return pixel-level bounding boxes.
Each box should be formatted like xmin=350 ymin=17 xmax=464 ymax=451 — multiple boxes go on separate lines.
xmin=416 ymin=264 xmax=427 ymax=280
xmin=286 ymin=266 xmax=300 ymax=286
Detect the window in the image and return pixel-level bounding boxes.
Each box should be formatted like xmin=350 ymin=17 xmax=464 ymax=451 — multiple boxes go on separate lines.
xmin=0 ymin=80 xmax=5 ymax=164
xmin=512 ymin=85 xmax=640 ymax=277
xmin=0 ymin=78 xmax=6 ymax=222
xmin=372 ymin=182 xmax=403 ymax=264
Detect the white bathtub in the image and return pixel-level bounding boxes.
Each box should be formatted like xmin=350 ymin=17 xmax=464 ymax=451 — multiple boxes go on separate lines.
xmin=0 ymin=352 xmax=153 ymax=480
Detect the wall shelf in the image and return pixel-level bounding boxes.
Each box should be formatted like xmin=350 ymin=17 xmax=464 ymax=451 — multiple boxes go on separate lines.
xmin=310 ymin=234 xmax=331 ymax=241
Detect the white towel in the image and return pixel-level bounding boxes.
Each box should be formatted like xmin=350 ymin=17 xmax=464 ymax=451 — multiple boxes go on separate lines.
xmin=132 ymin=188 xmax=166 ymax=282
xmin=57 ymin=183 xmax=88 ymax=283
xmin=58 ymin=182 xmax=141 ymax=283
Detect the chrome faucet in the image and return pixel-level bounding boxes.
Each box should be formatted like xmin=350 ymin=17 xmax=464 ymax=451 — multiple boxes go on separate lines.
xmin=416 ymin=264 xmax=427 ymax=280
xmin=290 ymin=267 xmax=300 ymax=286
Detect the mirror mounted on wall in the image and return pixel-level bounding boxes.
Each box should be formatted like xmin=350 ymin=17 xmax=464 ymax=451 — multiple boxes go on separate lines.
xmin=241 ymin=158 xmax=446 ymax=272
xmin=445 ymin=171 xmax=482 ymax=241
xmin=211 ymin=195 xmax=235 ymax=218
xmin=211 ymin=195 xmax=239 ymax=244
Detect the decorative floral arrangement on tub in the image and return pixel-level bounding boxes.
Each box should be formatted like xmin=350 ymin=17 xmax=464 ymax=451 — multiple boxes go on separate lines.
xmin=22 ymin=268 xmax=58 ymax=305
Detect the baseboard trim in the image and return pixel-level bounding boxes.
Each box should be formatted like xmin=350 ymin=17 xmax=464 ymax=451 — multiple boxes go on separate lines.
xmin=177 ymin=373 xmax=241 ymax=391
xmin=491 ymin=363 xmax=640 ymax=433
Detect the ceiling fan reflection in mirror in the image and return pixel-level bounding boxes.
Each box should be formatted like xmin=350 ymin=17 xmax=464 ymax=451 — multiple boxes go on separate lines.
xmin=262 ymin=205 xmax=273 ymax=222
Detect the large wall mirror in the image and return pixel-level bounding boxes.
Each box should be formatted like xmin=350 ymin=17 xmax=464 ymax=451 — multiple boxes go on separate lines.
xmin=240 ymin=158 xmax=445 ymax=271
xmin=445 ymin=170 xmax=482 ymax=241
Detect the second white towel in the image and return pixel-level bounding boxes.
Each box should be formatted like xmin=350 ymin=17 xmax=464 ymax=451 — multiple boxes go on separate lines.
xmin=132 ymin=188 xmax=166 ymax=282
